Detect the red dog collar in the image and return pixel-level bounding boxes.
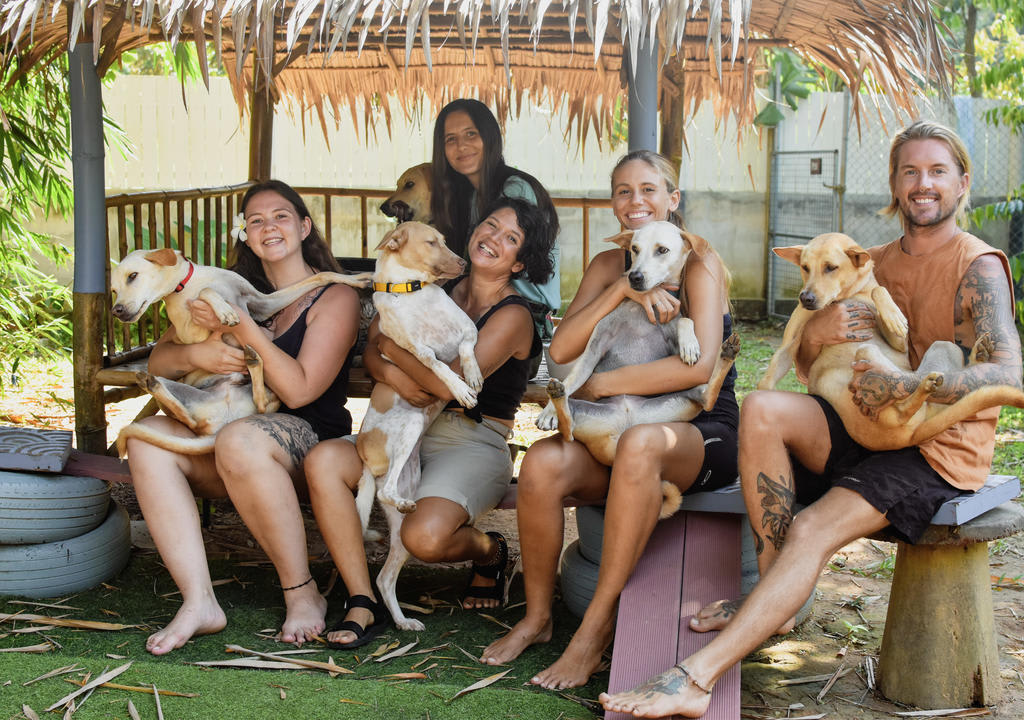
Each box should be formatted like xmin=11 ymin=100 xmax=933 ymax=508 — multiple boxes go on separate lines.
xmin=174 ymin=260 xmax=195 ymax=293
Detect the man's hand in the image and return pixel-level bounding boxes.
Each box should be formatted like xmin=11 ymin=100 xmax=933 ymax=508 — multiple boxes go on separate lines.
xmin=849 ymin=358 xmax=916 ymax=420
xmin=624 ymin=281 xmax=681 ymax=324
xmin=803 ymin=299 xmax=876 ymax=347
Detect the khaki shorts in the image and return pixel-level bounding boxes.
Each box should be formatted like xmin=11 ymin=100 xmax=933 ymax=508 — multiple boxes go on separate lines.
xmin=415 ymin=411 xmax=514 ymax=521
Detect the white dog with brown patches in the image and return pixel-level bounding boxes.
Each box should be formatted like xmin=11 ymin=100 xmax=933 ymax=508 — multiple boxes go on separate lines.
xmin=110 ymin=247 xmax=370 ymax=455
xmin=354 ymin=221 xmax=483 ymax=631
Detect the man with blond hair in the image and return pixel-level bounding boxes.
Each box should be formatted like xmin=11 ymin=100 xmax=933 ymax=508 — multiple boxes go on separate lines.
xmin=600 ymin=120 xmax=1022 ymax=718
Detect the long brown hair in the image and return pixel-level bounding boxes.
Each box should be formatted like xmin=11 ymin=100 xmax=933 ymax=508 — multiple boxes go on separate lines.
xmin=230 ymin=180 xmax=340 ymax=294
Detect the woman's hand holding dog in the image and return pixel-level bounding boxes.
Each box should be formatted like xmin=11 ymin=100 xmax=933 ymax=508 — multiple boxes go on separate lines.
xmin=623 ymin=280 xmax=681 ymax=325
xmin=186 ymin=334 xmax=248 ymax=375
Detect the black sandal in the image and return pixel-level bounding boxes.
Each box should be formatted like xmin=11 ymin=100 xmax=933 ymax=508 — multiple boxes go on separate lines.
xmin=325 ymin=594 xmax=391 ymax=650
xmin=462 ymin=531 xmax=509 ymax=608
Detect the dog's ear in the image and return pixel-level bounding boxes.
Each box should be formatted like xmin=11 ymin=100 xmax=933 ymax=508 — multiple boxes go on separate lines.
xmin=144 ymin=248 xmax=180 ymax=267
xmin=772 ymin=245 xmax=804 ymax=266
xmin=604 ymin=230 xmax=634 ymax=250
xmin=680 ymin=230 xmax=710 ymax=258
xmin=846 ymin=246 xmax=872 ymax=268
xmin=419 ymin=163 xmax=433 ymax=192
xmin=375 ymin=224 xmax=408 ymax=252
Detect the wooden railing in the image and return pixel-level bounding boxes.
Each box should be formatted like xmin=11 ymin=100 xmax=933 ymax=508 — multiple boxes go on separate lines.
xmin=103 ymin=184 xmax=613 ymax=368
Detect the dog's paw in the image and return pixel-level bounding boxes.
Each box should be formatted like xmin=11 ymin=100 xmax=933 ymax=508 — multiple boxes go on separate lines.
xmin=536 ymin=403 xmax=558 ymax=431
xmin=721 ymin=333 xmax=740 ymax=360
xmin=463 ymin=364 xmax=484 ymax=393
xmin=679 ymin=338 xmax=701 ymax=365
xmin=218 ymin=307 xmax=240 ymax=327
xmin=395 ymin=617 xmax=426 ymax=632
xmin=396 ymin=499 xmax=417 ymax=514
xmin=921 ymin=371 xmax=944 ymax=394
xmin=362 ymin=528 xmax=383 ymax=543
xmin=451 ymin=382 xmax=478 ymax=409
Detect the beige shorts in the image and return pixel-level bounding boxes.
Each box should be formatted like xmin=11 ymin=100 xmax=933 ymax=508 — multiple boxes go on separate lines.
xmin=415 ymin=411 xmax=514 ymax=521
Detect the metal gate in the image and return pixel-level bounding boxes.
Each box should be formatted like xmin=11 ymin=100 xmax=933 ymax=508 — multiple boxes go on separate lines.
xmin=766 ymin=149 xmax=841 ymax=318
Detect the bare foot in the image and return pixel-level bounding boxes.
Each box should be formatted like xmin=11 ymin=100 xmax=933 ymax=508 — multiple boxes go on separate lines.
xmin=146 ymin=599 xmax=227 ymax=656
xmin=530 ymin=619 xmax=612 ymax=690
xmin=480 ymin=616 xmax=552 ymax=665
xmin=599 ymin=664 xmax=713 ymax=718
xmin=279 ymin=582 xmax=327 ymax=646
xmin=689 ymin=597 xmax=795 ymax=635
xmin=688 ymin=598 xmax=739 ymax=632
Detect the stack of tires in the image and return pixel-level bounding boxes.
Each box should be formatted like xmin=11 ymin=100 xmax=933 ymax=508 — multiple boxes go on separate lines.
xmin=0 ymin=471 xmax=131 ymax=598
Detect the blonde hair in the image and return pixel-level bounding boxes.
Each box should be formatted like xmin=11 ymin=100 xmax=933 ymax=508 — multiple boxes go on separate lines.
xmin=610 ymin=150 xmax=732 ymax=305
xmin=881 ymin=120 xmax=972 ymax=229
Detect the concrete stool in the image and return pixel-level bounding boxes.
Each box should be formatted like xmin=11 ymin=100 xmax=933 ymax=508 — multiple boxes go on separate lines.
xmin=876 ymin=502 xmax=1024 ymax=709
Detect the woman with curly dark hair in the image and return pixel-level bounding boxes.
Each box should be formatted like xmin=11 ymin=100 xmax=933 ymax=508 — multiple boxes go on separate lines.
xmin=304 ymin=197 xmax=555 ymax=648
xmin=431 ymin=98 xmax=561 ymax=342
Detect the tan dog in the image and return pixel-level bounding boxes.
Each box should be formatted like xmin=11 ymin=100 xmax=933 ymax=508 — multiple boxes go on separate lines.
xmin=760 ymin=232 xmax=1024 ymax=450
xmin=111 ymin=248 xmax=371 ymax=455
xmin=353 ymin=221 xmax=482 ymax=631
xmin=537 ymin=221 xmax=740 ymax=518
xmin=380 ymin=163 xmax=433 ymax=223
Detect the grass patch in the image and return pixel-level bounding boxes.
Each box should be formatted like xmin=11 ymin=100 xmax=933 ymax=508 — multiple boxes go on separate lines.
xmin=2 ymin=553 xmax=600 ymax=719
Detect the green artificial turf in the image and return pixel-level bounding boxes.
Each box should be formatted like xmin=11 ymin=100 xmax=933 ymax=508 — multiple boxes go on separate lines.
xmin=2 ymin=553 xmax=602 ymax=719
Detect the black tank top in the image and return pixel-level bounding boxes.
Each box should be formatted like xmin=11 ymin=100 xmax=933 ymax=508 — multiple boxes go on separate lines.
xmin=446 ymin=294 xmax=541 ymax=422
xmin=271 ymin=287 xmax=354 ymax=440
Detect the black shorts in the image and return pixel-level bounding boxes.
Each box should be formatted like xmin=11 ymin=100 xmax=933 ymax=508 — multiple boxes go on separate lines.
xmin=686 ymin=417 xmax=739 ymax=495
xmin=792 ymin=396 xmax=963 ymax=544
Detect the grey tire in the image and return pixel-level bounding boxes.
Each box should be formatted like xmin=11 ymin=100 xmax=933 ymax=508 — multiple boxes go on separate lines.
xmin=740 ymin=521 xmax=815 ymax=626
xmin=558 ymin=539 xmax=599 ymax=619
xmin=0 ymin=502 xmax=131 ymax=598
xmin=575 ymin=505 xmax=604 ymax=564
xmin=0 ymin=472 xmax=110 ymax=544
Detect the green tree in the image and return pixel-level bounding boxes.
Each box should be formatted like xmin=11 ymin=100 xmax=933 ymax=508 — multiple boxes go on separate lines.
xmin=0 ymin=57 xmax=76 ymax=389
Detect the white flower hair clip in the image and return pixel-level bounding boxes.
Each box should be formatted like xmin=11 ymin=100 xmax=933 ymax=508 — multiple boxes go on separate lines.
xmin=230 ymin=213 xmax=247 ymax=243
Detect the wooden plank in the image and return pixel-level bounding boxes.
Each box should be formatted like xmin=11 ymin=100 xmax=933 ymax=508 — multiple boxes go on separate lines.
xmin=63 ymin=449 xmax=131 ymax=484
xmin=605 ymin=512 xmax=688 ymax=719
xmin=0 ymin=426 xmax=73 ymax=472
xmin=676 ymin=512 xmax=742 ymax=720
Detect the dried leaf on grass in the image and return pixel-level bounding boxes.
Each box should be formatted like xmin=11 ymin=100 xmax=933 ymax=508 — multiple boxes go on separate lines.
xmin=477 ymin=613 xmax=511 ymax=630
xmin=0 ymin=642 xmax=52 ymax=653
xmin=127 ymin=699 xmax=141 ymax=720
xmin=22 ymin=705 xmax=40 ymax=720
xmin=376 ymin=641 xmax=418 ymax=662
xmin=450 ymin=668 xmax=511 ymax=700
xmin=452 ymin=644 xmax=482 ymax=664
xmin=11 ymin=625 xmax=56 ymax=634
xmin=369 ymin=640 xmax=401 ymax=658
xmin=338 ymin=698 xmax=369 ymax=706
xmin=7 ymin=600 xmax=80 ymax=611
xmin=224 ymin=645 xmax=353 ymax=674
xmin=777 ymin=667 xmax=853 ymax=686
xmin=153 ymin=683 xmax=164 ymax=720
xmin=398 ymin=601 xmax=433 ymax=615
xmin=193 ymin=658 xmax=306 ymax=671
xmin=894 ymin=710 xmax=991 ymax=718
xmin=0 ymin=613 xmax=135 ymax=631
xmin=23 ymin=664 xmax=82 ymax=686
xmin=381 ymin=672 xmax=427 ymax=680
xmin=46 ymin=662 xmax=132 ymax=712
xmin=64 ymin=677 xmax=198 ymax=698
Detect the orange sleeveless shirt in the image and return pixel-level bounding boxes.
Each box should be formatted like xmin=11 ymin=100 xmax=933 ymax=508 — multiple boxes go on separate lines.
xmin=868 ymin=233 xmax=1014 ymax=491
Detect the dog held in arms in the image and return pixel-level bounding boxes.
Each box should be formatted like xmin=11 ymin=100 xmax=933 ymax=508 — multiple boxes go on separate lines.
xmin=380 ymin=163 xmax=433 ymax=223
xmin=537 ymin=221 xmax=740 ymax=518
xmin=110 ymin=247 xmax=371 ymax=455
xmin=353 ymin=221 xmax=483 ymax=631
xmin=759 ymin=231 xmax=1024 ymax=450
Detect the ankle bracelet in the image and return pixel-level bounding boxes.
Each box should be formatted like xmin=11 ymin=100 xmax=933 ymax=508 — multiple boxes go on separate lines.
xmin=673 ymin=663 xmax=712 ymax=694
xmin=282 ymin=576 xmax=315 ymax=592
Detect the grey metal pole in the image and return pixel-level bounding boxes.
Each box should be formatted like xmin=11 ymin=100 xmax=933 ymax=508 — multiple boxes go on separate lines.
xmin=627 ymin=33 xmax=659 ymax=153
xmin=69 ymin=43 xmax=108 ymax=453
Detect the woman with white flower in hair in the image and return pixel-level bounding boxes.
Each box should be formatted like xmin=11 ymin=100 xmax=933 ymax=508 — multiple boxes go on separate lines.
xmin=126 ymin=180 xmax=361 ymax=655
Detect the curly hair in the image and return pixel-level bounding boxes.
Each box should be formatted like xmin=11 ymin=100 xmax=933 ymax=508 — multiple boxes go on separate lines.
xmin=230 ymin=180 xmax=340 ymax=294
xmin=474 ymin=196 xmax=555 ymax=285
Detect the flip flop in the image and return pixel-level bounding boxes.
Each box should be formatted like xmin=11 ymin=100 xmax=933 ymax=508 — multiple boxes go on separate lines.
xmin=325 ymin=594 xmax=391 ymax=650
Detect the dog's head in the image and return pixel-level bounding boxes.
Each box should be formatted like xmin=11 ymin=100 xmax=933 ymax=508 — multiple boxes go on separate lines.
xmin=374 ymin=221 xmax=465 ymax=283
xmin=774 ymin=232 xmax=874 ymax=311
xmin=606 ymin=221 xmax=709 ymax=293
xmin=380 ymin=163 xmax=433 ymax=224
xmin=110 ymin=248 xmax=187 ymax=323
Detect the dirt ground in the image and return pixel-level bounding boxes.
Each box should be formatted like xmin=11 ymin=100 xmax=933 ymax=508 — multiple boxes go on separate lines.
xmin=2 ymin=362 xmax=1023 ymax=719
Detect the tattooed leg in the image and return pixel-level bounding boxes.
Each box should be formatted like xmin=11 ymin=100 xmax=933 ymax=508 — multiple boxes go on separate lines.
xmin=214 ymin=415 xmax=326 ymax=646
xmin=600 ymin=662 xmax=714 ymax=719
xmin=757 ymin=471 xmax=795 ymax=553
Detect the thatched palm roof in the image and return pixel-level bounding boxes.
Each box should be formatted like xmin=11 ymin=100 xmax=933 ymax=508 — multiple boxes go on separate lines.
xmin=1 ymin=0 xmax=951 ymax=138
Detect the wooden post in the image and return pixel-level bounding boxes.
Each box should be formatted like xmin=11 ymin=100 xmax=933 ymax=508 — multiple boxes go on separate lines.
xmin=248 ymin=64 xmax=274 ymax=182
xmin=69 ymin=38 xmax=109 ymax=454
xmin=659 ymin=57 xmax=685 ymax=179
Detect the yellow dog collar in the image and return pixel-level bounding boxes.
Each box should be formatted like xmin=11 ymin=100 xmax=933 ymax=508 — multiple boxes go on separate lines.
xmin=373 ymin=280 xmax=428 ymax=293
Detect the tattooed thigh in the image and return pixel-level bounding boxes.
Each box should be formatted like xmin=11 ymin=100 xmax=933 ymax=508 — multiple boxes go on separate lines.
xmin=239 ymin=413 xmax=319 ymax=472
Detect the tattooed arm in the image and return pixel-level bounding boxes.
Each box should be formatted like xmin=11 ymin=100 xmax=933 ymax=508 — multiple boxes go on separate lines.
xmin=850 ymin=255 xmax=1021 ymax=417
xmin=794 ymin=299 xmax=876 ymax=381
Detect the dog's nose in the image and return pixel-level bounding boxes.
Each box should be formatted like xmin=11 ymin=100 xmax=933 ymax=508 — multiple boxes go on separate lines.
xmin=111 ymin=304 xmax=127 ymax=319
xmin=628 ymin=270 xmax=645 ymax=291
xmin=799 ymin=290 xmax=817 ymax=309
